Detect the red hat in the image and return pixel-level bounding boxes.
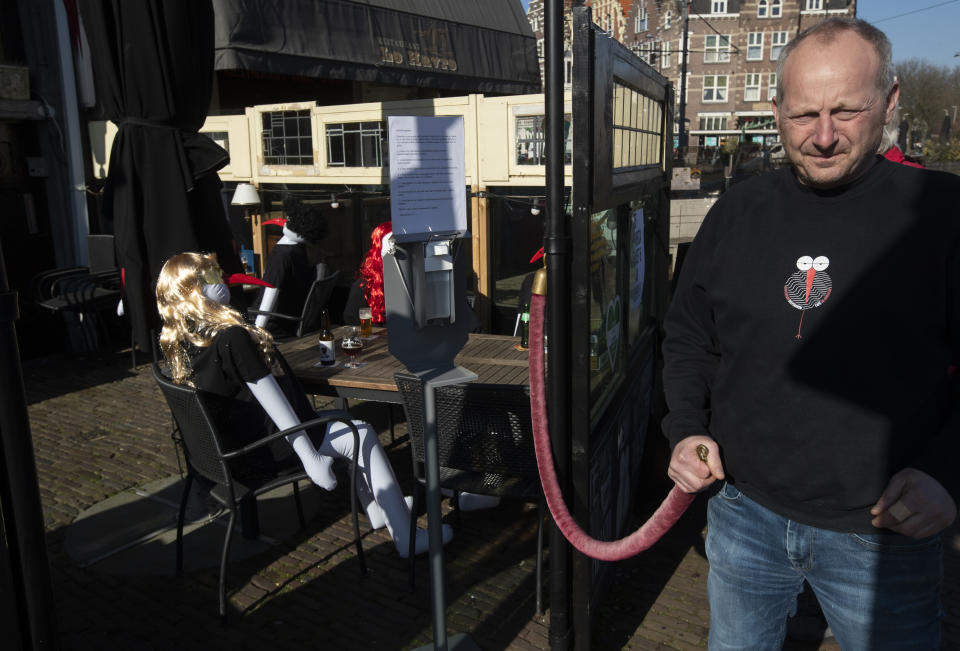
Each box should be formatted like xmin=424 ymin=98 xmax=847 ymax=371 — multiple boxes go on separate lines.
xmin=225 ymin=273 xmax=274 ymax=288
xmin=529 ymin=246 xmax=544 ymax=264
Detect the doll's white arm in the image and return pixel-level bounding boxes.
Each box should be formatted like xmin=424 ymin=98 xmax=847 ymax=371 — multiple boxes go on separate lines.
xmin=254 ymin=287 xmax=280 ymax=328
xmin=246 ymin=375 xmax=337 ymax=490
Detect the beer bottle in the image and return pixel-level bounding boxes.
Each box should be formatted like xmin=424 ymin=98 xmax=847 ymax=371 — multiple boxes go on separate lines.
xmin=318 ymin=308 xmax=336 ymax=366
xmin=520 ymin=302 xmax=530 ymax=349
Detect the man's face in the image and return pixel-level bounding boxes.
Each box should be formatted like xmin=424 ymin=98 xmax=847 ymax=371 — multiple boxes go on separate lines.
xmin=772 ymin=31 xmax=898 ymax=189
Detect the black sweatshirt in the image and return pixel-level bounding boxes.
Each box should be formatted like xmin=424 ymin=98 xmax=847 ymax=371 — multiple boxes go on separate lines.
xmin=662 ymin=157 xmax=960 ymax=532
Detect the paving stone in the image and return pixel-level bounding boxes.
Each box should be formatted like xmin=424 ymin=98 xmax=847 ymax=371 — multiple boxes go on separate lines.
xmin=20 ymin=350 xmax=960 ymax=649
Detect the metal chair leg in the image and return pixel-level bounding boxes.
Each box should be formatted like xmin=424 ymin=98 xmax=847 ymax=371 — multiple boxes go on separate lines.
xmin=175 ymin=473 xmax=194 ymax=574
xmin=292 ymin=481 xmax=306 ymax=530
xmin=408 ymin=486 xmax=422 ymax=591
xmin=348 ymin=425 xmax=367 ymax=576
xmin=219 ymin=506 xmax=237 ymax=622
xmin=387 ymin=404 xmax=395 ymax=443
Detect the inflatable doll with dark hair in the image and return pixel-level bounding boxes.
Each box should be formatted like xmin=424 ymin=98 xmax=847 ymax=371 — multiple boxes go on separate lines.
xmin=157 ymin=252 xmax=451 ymax=557
xmin=256 ymin=197 xmax=329 ymax=335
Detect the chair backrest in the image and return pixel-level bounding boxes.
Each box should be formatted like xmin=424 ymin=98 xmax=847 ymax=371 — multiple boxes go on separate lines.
xmin=31 ymin=267 xmax=89 ymax=301
xmin=297 ymin=269 xmax=340 ymax=336
xmin=151 ymin=364 xmax=231 ymax=487
xmin=395 ymin=374 xmax=539 ymax=479
xmin=87 ymin=234 xmax=117 ymax=274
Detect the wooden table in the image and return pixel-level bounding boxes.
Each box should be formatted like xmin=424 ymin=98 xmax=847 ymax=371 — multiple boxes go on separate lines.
xmin=278 ymin=327 xmax=530 ymax=405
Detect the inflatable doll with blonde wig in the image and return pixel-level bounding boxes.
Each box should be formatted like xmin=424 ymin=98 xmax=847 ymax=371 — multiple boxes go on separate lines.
xmin=156 ymin=252 xmax=451 ymax=557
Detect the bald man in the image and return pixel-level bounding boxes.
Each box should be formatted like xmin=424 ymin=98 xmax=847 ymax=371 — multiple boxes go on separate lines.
xmin=663 ymin=17 xmax=959 ymax=650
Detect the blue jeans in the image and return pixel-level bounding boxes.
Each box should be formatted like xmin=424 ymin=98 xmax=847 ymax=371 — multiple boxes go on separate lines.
xmin=706 ymin=482 xmax=942 ymax=650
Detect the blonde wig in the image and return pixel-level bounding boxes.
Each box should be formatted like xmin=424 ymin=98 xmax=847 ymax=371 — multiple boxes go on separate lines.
xmin=156 ymin=252 xmax=274 ymax=385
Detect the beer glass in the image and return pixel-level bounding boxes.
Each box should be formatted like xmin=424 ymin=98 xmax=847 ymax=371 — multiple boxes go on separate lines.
xmin=341 ymin=326 xmax=365 ymax=368
xmin=358 ymin=307 xmax=373 ymax=338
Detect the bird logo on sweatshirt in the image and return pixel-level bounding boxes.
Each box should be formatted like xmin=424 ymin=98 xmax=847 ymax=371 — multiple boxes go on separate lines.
xmin=784 ymin=255 xmax=832 ymax=339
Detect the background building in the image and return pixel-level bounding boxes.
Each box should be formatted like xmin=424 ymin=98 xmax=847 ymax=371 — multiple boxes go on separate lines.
xmin=527 ymin=0 xmax=857 ymax=160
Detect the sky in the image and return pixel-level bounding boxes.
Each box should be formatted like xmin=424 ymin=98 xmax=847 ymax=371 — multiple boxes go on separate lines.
xmin=518 ymin=0 xmax=960 ymax=68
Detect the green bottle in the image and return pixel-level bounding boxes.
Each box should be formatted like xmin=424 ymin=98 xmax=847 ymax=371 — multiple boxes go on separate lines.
xmin=520 ymin=303 xmax=530 ymax=349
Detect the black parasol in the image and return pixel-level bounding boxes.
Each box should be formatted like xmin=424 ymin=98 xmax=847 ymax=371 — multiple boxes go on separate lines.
xmin=80 ymin=0 xmax=242 ymax=351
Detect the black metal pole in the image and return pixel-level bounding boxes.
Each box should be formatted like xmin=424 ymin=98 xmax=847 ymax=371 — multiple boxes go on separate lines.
xmin=0 ymin=241 xmax=59 ymax=650
xmin=546 ymin=0 xmax=572 ymax=648
xmin=677 ymin=0 xmax=691 ymax=162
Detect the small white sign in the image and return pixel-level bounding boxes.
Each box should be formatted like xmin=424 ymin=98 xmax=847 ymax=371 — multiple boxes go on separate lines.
xmin=388 ymin=115 xmax=467 ymax=241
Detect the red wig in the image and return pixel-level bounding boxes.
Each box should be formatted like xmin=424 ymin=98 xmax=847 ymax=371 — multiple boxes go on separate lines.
xmin=359 ymin=221 xmax=392 ymax=323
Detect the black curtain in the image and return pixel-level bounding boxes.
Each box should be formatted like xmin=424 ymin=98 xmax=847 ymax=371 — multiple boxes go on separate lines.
xmin=80 ymin=0 xmax=242 ymax=351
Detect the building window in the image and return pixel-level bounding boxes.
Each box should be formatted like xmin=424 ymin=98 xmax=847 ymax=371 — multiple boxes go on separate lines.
xmin=203 ymin=131 xmax=229 ymax=155
xmin=612 ymin=81 xmax=663 ymax=169
xmin=537 ymin=39 xmax=544 ymax=60
xmin=516 ymin=114 xmax=573 ymax=166
xmin=711 ymin=0 xmax=727 ymax=13
xmin=702 ymin=75 xmax=728 ymax=102
xmin=665 ymin=10 xmax=672 ymax=29
xmin=325 ymin=121 xmax=386 ymax=167
xmin=635 ymin=5 xmax=647 ymax=32
xmin=744 ymin=73 xmax=762 ymax=101
xmin=768 ymin=72 xmax=777 ymax=100
xmin=805 ymin=0 xmax=822 ymax=9
xmin=603 ymin=14 xmax=611 ymax=33
xmin=262 ymin=110 xmax=313 ymax=165
xmin=704 ymin=34 xmax=731 ymax=63
xmin=565 ymin=57 xmax=573 ymax=85
xmin=771 ymin=31 xmax=787 ymax=61
xmin=758 ymin=0 xmax=768 ymax=17
xmin=771 ymin=0 xmax=782 ymax=17
xmin=641 ymin=40 xmax=661 ymax=67
xmin=747 ymin=32 xmax=763 ymax=61
xmin=698 ymin=115 xmax=728 ymax=131
xmin=662 ymin=41 xmax=672 ymax=68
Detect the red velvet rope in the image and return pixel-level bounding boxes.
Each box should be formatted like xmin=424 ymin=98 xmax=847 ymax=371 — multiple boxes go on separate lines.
xmin=528 ymin=293 xmax=696 ymax=561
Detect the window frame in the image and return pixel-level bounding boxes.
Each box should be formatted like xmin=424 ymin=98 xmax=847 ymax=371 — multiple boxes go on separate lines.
xmin=698 ymin=114 xmax=728 ymax=131
xmin=767 ymin=72 xmax=777 ymax=100
xmin=711 ymin=0 xmax=727 ymax=14
xmin=515 ymin=113 xmax=573 ymax=167
xmin=770 ymin=31 xmax=787 ymax=61
xmin=744 ymin=73 xmax=762 ymax=102
xmin=747 ymin=32 xmax=763 ymax=61
xmin=771 ymin=0 xmax=782 ymax=17
xmin=702 ymin=75 xmax=729 ymax=103
xmin=261 ymin=109 xmax=314 ymax=166
xmin=324 ymin=120 xmax=387 ymax=168
xmin=805 ymin=0 xmax=823 ymax=10
xmin=704 ymin=34 xmax=732 ymax=64
xmin=757 ymin=0 xmax=768 ymax=17
xmin=635 ymin=5 xmax=647 ymax=32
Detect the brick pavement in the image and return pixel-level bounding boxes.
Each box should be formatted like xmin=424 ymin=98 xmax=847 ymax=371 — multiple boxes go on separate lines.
xmin=22 ymin=349 xmax=960 ymax=650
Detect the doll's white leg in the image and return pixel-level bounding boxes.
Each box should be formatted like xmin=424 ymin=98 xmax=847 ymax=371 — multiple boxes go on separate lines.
xmin=321 ymin=419 xmax=452 ymax=556
xmin=247 ymin=376 xmax=337 ymax=490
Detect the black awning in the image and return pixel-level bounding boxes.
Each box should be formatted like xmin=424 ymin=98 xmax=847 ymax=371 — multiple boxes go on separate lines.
xmin=213 ymin=0 xmax=541 ymax=96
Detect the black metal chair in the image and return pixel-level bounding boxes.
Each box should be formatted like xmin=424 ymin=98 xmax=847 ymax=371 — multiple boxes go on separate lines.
xmin=152 ymin=363 xmax=367 ymax=620
xmin=32 ymin=266 xmax=122 ymax=353
xmin=248 ymin=269 xmax=341 ymax=338
xmin=394 ymin=374 xmax=546 ymax=614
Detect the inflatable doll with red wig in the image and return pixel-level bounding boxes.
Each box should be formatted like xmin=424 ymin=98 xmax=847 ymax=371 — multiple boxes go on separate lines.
xmin=343 ymin=221 xmax=393 ymax=326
